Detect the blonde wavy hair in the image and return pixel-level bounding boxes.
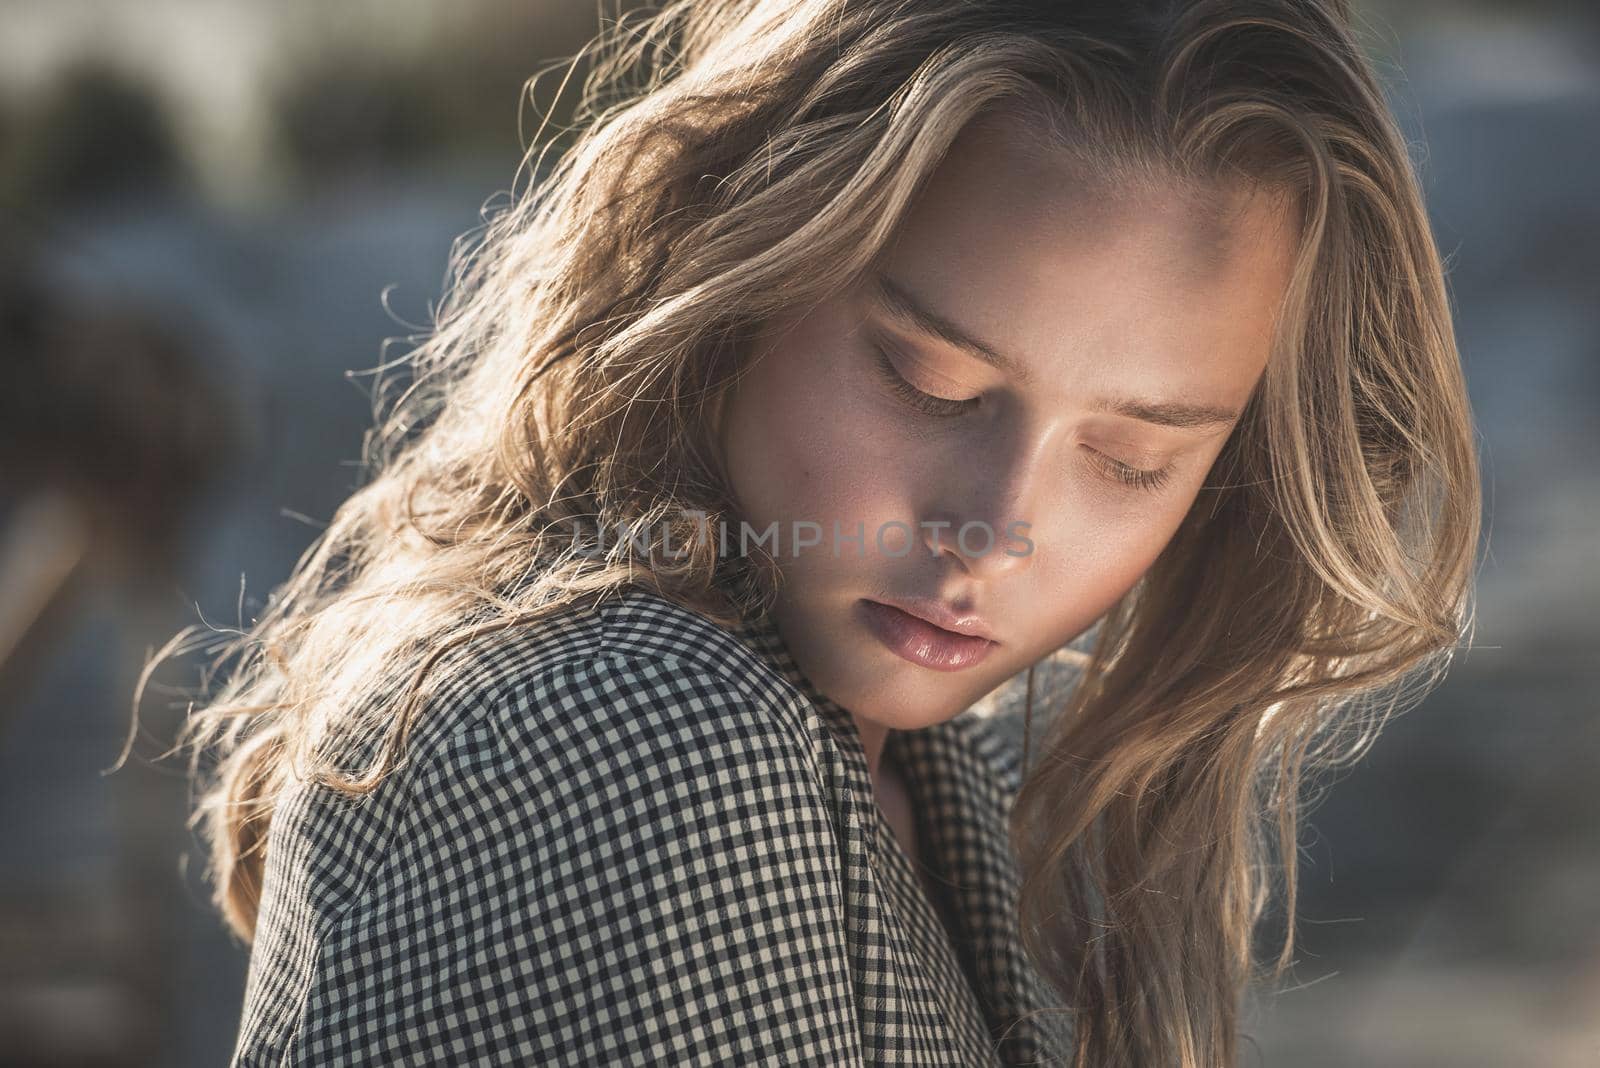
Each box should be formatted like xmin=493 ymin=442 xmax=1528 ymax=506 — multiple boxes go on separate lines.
xmin=146 ymin=0 xmax=1481 ymax=1064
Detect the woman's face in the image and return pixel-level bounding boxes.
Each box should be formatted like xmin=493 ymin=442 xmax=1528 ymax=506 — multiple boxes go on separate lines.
xmin=717 ymin=111 xmax=1299 ymax=760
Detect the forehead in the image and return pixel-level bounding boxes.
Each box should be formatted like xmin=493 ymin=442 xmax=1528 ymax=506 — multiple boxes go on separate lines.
xmin=871 ymin=109 xmax=1301 ymax=415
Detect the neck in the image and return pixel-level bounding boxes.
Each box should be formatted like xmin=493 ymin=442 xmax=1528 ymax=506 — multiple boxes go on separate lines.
xmin=855 ymin=716 xmax=891 ymax=779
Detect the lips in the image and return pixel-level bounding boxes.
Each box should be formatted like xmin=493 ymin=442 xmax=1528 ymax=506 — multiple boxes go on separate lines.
xmin=874 ymin=595 xmax=997 ymax=640
xmin=854 ymin=598 xmax=998 ymax=672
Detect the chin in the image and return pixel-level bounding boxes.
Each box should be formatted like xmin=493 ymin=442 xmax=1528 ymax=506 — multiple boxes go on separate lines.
xmin=826 ymin=668 xmax=969 ymax=731
xmin=865 ymin=700 xmax=963 ymax=732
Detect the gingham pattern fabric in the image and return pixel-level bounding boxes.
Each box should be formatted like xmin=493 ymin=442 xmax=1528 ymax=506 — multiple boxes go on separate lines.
xmin=230 ymin=584 xmax=1074 ymax=1065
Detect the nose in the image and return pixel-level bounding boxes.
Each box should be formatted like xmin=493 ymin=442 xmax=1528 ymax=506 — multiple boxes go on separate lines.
xmin=918 ymin=438 xmax=1044 ymax=579
xmin=918 ymin=511 xmax=1034 ymax=578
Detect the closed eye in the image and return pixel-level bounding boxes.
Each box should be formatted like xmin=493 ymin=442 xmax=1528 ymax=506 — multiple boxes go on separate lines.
xmin=1085 ymin=448 xmax=1176 ymax=493
xmin=870 ymin=338 xmax=1177 ymax=493
xmin=869 ymin=342 xmax=979 ymax=418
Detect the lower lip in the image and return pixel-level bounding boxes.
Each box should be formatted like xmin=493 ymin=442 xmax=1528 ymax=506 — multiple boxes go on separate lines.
xmin=854 ymin=599 xmax=997 ymax=672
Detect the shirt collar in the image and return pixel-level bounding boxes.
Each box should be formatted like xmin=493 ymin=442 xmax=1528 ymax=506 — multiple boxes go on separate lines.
xmin=724 ymin=604 xmax=1075 ymax=1063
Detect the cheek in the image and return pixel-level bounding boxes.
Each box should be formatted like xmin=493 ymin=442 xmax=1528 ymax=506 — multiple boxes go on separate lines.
xmin=722 ymin=317 xmax=913 ymax=526
xmin=1025 ymin=489 xmax=1200 ymax=641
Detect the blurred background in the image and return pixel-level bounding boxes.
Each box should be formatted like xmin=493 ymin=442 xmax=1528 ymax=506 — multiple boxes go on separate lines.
xmin=0 ymin=1 xmax=1594 ymax=1065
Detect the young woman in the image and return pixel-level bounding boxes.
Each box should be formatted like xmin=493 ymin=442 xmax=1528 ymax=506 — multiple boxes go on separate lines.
xmin=168 ymin=0 xmax=1481 ymax=1064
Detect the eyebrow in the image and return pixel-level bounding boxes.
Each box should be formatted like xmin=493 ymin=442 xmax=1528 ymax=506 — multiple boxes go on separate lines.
xmin=868 ymin=269 xmax=1242 ymax=431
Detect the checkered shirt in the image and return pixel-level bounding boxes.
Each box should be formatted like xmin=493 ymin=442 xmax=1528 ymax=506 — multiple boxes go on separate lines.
xmin=229 ymin=584 xmax=1074 ymax=1065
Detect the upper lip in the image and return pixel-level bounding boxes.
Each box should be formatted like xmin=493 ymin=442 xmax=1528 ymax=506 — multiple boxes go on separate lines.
xmin=873 ymin=595 xmax=998 ymax=642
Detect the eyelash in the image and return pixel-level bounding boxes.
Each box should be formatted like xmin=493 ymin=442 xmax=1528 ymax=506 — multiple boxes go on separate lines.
xmin=869 ymin=343 xmax=1176 ymax=494
xmin=1097 ymin=455 xmax=1175 ymax=493
xmin=869 ymin=343 xmax=977 ymax=418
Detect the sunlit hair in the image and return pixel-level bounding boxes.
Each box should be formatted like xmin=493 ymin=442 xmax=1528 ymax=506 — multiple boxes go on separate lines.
xmin=147 ymin=0 xmax=1481 ymax=1063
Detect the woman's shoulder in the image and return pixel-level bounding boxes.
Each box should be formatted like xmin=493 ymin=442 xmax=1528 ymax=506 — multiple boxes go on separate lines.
xmin=428 ymin=584 xmax=816 ymax=760
xmin=259 ymin=586 xmax=827 ymax=929
xmin=398 ymin=586 xmax=837 ymax=851
xmin=240 ymin=586 xmax=857 ymax=1065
